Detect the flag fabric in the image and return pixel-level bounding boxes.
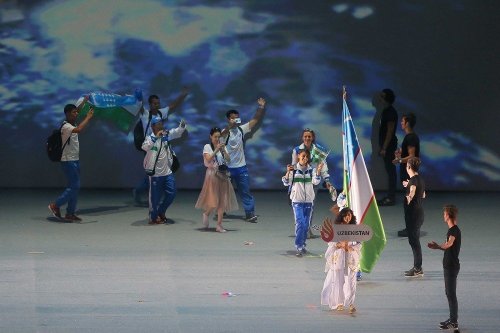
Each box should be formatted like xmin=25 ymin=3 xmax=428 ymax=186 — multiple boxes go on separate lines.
xmin=310 ymin=144 xmax=330 ymax=164
xmin=76 ymin=89 xmax=143 ymax=133
xmin=342 ymin=97 xmax=386 ymax=273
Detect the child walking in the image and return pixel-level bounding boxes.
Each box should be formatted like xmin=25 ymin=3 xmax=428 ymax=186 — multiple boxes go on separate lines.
xmin=282 ymin=149 xmax=322 ymax=256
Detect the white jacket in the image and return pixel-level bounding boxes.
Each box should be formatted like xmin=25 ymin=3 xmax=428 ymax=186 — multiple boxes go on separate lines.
xmin=282 ymin=163 xmax=320 ymax=203
xmin=142 ymin=126 xmax=185 ymax=177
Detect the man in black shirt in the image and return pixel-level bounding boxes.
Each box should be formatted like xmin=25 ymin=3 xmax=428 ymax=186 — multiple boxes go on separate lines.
xmin=375 ymin=88 xmax=398 ymax=206
xmin=428 ymin=205 xmax=461 ymax=331
xmin=393 ymin=113 xmax=420 ymax=237
xmin=403 ymin=157 xmax=425 ymax=278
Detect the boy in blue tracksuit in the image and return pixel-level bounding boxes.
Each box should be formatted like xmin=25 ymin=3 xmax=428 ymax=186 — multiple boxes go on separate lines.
xmin=282 ymin=149 xmax=323 ymax=256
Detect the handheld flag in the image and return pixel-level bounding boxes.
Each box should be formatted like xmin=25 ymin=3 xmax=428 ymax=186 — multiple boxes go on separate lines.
xmin=342 ymin=88 xmax=386 ymax=273
xmin=310 ymin=144 xmax=330 ymax=164
xmin=76 ymin=89 xmax=143 ymax=133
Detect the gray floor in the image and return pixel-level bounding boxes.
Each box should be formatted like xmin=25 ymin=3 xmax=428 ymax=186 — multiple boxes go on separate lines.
xmin=0 ymin=189 xmax=499 ymax=333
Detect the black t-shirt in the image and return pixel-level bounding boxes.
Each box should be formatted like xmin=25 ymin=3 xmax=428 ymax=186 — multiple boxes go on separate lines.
xmin=443 ymin=225 xmax=461 ymax=269
xmin=405 ymin=174 xmax=425 ymax=210
xmin=400 ymin=132 xmax=420 ymax=181
xmin=379 ymin=105 xmax=398 ymax=150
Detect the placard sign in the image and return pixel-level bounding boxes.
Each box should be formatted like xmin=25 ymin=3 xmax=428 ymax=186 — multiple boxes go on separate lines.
xmin=321 ymin=222 xmax=373 ymax=242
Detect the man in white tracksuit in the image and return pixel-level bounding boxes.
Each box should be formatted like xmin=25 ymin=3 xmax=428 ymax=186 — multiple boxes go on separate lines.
xmin=142 ymin=116 xmax=186 ymax=224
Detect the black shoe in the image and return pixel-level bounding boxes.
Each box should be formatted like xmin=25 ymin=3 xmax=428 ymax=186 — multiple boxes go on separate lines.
xmin=404 ymin=267 xmax=424 ymax=277
xmin=377 ymin=197 xmax=395 ymax=206
xmin=300 ymin=248 xmax=307 ymax=254
xmin=440 ymin=319 xmax=451 ymax=326
xmin=295 ymin=251 xmax=303 ymax=257
xmin=439 ymin=320 xmax=458 ymax=330
xmin=245 ymin=214 xmax=258 ymax=223
xmin=397 ymin=229 xmax=408 ymax=237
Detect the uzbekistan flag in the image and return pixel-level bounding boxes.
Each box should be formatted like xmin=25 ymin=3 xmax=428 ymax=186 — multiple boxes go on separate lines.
xmin=76 ymin=89 xmax=143 ymax=133
xmin=342 ymin=93 xmax=386 ymax=273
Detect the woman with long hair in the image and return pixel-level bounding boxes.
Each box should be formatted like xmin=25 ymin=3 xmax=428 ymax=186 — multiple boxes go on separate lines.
xmin=195 ymin=127 xmax=238 ymax=232
xmin=321 ymin=208 xmax=361 ymax=314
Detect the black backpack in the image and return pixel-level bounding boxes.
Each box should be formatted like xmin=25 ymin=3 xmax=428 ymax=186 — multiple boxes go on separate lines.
xmin=134 ymin=110 xmax=162 ymax=151
xmin=225 ymin=126 xmax=245 ymax=146
xmin=46 ymin=122 xmax=70 ymax=162
xmin=133 ymin=120 xmax=147 ymax=151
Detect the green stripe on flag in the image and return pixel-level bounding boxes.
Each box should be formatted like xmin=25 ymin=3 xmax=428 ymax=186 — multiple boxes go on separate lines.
xmin=360 ymin=199 xmax=386 ymax=273
xmin=78 ymin=102 xmax=136 ymax=133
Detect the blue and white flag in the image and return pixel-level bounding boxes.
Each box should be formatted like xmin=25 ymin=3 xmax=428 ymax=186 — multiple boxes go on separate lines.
xmin=76 ymin=89 xmax=143 ymax=133
xmin=342 ymin=91 xmax=386 ymax=273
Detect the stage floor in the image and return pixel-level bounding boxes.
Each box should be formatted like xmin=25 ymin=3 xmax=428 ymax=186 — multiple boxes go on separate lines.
xmin=0 ymin=189 xmax=499 ymax=333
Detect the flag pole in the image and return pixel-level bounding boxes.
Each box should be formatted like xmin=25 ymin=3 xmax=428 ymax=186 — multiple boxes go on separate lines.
xmin=342 ymin=85 xmax=350 ymax=208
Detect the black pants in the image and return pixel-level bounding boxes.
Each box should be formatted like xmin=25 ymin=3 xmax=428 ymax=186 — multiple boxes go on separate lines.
xmin=405 ymin=207 xmax=423 ymax=269
xmin=444 ymin=267 xmax=460 ymax=322
xmin=382 ymin=149 xmax=396 ymax=200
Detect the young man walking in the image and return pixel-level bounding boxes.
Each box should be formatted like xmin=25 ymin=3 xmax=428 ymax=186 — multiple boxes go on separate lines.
xmin=48 ymin=102 xmax=94 ymax=221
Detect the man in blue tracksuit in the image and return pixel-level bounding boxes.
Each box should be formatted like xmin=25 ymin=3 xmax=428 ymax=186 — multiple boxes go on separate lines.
xmin=142 ymin=116 xmax=186 ymax=224
xmin=221 ymin=97 xmax=266 ymax=223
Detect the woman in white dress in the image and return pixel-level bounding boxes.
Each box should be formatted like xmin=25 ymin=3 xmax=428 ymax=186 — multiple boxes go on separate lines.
xmin=195 ymin=127 xmax=238 ymax=232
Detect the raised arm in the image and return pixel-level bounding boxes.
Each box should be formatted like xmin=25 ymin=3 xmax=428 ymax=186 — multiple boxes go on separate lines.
xmin=247 ymin=97 xmax=266 ymax=130
xmin=72 ymin=108 xmax=94 ymax=134
xmin=168 ymin=119 xmax=187 ymax=140
xmin=168 ymin=87 xmax=190 ymax=114
xmin=282 ymin=164 xmax=295 ymax=186
xmin=76 ymin=95 xmax=89 ymax=113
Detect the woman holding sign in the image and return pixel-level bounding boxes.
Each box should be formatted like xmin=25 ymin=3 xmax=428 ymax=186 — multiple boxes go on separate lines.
xmin=321 ymin=208 xmax=361 ymax=314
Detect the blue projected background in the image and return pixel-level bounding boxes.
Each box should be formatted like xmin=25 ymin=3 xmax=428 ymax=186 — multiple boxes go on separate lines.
xmin=0 ymin=0 xmax=499 ymax=190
